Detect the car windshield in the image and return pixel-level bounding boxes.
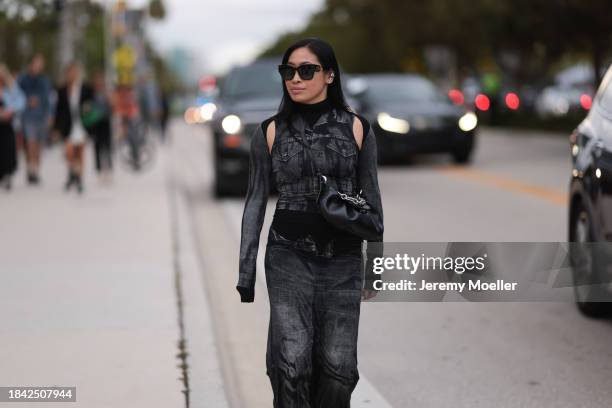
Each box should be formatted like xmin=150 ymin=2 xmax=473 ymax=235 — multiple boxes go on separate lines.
xmin=365 ymin=77 xmax=447 ymax=104
xmin=221 ymin=62 xmax=282 ymax=100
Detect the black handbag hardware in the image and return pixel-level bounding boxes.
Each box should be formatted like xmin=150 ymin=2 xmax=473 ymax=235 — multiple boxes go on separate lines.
xmin=317 ymin=174 xmax=383 ymax=240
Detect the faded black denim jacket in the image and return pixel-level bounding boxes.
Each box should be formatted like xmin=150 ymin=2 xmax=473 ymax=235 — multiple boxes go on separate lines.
xmin=237 ymin=107 xmax=384 ymax=302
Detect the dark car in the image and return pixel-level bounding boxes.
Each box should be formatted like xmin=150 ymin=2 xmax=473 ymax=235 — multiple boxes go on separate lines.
xmin=568 ymin=65 xmax=612 ymax=317
xmin=349 ymin=74 xmax=478 ymax=164
xmin=209 ymin=57 xmax=282 ymax=197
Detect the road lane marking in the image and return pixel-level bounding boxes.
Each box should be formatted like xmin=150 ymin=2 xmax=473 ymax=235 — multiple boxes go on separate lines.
xmin=222 ymin=200 xmax=394 ymax=408
xmin=433 ymin=165 xmax=568 ymax=207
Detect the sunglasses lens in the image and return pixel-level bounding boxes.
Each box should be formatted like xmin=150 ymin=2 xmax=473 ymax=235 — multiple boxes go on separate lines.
xmin=278 ymin=65 xmax=295 ymax=80
xmin=297 ymin=65 xmax=317 ymax=80
xmin=278 ymin=64 xmax=320 ymax=80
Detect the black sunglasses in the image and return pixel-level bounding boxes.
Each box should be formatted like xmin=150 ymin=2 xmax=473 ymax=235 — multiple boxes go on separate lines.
xmin=278 ymin=63 xmax=322 ymax=81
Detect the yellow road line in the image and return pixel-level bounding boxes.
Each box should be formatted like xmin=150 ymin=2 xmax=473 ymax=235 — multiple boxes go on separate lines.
xmin=433 ymin=165 xmax=568 ymax=207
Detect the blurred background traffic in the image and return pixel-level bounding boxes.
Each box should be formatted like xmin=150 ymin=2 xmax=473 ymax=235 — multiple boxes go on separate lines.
xmin=1 ymin=0 xmax=609 ymax=192
xmin=3 ymin=1 xmax=612 ymax=407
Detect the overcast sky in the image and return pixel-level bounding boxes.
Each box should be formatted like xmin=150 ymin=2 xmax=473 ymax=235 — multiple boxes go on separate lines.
xmin=130 ymin=0 xmax=324 ymax=76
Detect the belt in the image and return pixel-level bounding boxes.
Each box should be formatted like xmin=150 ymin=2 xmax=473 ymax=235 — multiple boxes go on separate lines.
xmin=267 ymin=227 xmax=361 ymax=258
xmin=276 ymin=175 xmax=356 ymax=196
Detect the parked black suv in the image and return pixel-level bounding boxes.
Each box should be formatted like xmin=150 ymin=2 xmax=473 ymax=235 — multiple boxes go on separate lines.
xmin=568 ymin=64 xmax=612 ymax=317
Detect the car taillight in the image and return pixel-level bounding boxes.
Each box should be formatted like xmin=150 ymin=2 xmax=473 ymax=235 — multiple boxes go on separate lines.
xmin=475 ymin=94 xmax=490 ymax=111
xmin=505 ymin=92 xmax=520 ymax=110
xmin=448 ymin=89 xmax=464 ymax=105
xmin=580 ymin=94 xmax=592 ymax=110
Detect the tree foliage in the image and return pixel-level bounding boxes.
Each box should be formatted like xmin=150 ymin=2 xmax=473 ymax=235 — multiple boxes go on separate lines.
xmin=0 ymin=0 xmax=180 ymax=92
xmin=259 ymin=0 xmax=612 ymax=87
xmin=148 ymin=0 xmax=166 ymax=20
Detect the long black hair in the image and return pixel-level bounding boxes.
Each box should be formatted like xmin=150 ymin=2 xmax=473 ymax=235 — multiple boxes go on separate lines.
xmin=276 ymin=37 xmax=352 ymax=122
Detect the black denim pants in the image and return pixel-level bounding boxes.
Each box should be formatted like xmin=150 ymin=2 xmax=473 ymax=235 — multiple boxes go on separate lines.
xmin=264 ymin=227 xmax=363 ymax=408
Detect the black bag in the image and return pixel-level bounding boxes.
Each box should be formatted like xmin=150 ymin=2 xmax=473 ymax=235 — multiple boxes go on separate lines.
xmin=317 ymin=174 xmax=383 ymax=241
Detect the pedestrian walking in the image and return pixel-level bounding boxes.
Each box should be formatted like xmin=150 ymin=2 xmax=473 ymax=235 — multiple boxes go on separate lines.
xmin=159 ymin=89 xmax=170 ymax=143
xmin=17 ymin=53 xmax=53 ymax=185
xmin=112 ymin=84 xmax=143 ymax=170
xmin=82 ymin=71 xmax=113 ymax=183
xmin=136 ymin=71 xmax=161 ymax=138
xmin=53 ymin=62 xmax=93 ymax=194
xmin=237 ymin=38 xmax=384 ymax=407
xmin=0 ymin=64 xmax=26 ymax=191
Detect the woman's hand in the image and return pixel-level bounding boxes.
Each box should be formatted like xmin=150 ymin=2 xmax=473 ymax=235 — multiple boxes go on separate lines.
xmin=361 ymin=288 xmax=378 ymax=300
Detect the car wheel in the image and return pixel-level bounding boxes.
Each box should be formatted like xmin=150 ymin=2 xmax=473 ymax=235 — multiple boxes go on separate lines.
xmin=452 ymin=147 xmax=473 ymax=164
xmin=213 ymin=181 xmax=227 ymax=198
xmin=570 ymin=205 xmax=612 ymax=317
xmin=213 ymin=159 xmax=228 ymax=198
xmin=376 ymin=149 xmax=389 ymax=165
xmin=452 ymin=133 xmax=475 ymax=164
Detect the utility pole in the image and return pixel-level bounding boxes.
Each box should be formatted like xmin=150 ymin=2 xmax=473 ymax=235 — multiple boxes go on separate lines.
xmin=56 ymin=0 xmax=75 ymax=72
xmin=103 ymin=0 xmax=114 ymax=95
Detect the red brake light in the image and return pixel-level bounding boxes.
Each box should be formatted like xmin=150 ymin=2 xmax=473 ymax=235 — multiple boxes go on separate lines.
xmin=475 ymin=94 xmax=490 ymax=111
xmin=580 ymin=94 xmax=592 ymax=110
xmin=505 ymin=92 xmax=520 ymax=110
xmin=448 ymin=89 xmax=465 ymax=105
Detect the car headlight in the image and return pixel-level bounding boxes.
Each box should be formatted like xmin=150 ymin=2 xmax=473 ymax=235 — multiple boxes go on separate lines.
xmin=377 ymin=112 xmax=410 ymax=134
xmin=571 ymin=144 xmax=580 ymax=157
xmin=458 ymin=112 xmax=478 ymax=132
xmin=221 ymin=114 xmax=242 ymax=134
xmin=199 ymin=103 xmax=217 ymax=122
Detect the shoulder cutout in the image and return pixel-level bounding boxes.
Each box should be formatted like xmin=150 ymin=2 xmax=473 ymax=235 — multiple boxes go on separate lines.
xmin=352 ymin=115 xmax=364 ymax=151
xmin=265 ymin=120 xmax=275 ymax=155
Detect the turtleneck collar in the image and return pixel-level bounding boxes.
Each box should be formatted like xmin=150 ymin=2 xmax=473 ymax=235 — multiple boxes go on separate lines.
xmin=294 ymin=97 xmax=332 ymax=127
xmin=294 ymin=97 xmax=331 ymax=112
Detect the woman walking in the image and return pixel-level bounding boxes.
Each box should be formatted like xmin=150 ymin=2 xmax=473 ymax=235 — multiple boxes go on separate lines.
xmin=0 ymin=64 xmax=26 ymax=191
xmin=53 ymin=62 xmax=92 ymax=193
xmin=84 ymin=71 xmax=113 ymax=183
xmin=237 ymin=38 xmax=384 ymax=407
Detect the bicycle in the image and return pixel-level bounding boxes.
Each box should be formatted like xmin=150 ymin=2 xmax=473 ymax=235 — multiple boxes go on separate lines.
xmin=116 ymin=115 xmax=156 ymax=172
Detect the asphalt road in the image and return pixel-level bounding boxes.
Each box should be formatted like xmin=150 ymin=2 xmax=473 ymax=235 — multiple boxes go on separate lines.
xmin=170 ymin=122 xmax=612 ymax=408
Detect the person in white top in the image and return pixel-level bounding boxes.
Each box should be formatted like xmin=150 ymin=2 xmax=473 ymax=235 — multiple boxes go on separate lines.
xmin=53 ymin=62 xmax=93 ymax=193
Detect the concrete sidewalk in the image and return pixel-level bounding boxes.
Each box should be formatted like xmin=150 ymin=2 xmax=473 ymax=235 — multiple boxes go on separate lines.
xmin=0 ymin=137 xmax=226 ymax=407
